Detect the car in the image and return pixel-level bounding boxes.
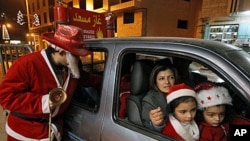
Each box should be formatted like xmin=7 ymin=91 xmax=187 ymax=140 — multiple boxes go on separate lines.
xmin=63 ymin=37 xmax=250 ymax=141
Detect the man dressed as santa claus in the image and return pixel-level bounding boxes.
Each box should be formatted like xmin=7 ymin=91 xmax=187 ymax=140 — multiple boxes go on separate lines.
xmin=0 ymin=24 xmax=101 ymax=141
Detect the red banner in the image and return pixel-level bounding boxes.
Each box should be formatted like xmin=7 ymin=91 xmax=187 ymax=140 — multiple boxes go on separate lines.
xmin=68 ymin=7 xmax=107 ymax=39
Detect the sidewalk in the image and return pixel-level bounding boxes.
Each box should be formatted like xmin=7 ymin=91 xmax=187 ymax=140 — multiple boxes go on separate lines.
xmin=0 ymin=108 xmax=7 ymax=140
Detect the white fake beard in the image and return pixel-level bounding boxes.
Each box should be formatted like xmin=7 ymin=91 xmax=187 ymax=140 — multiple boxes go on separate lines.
xmin=66 ymin=53 xmax=80 ymax=79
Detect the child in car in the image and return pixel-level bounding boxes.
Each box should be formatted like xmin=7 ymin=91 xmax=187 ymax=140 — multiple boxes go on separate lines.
xmin=194 ymin=81 xmax=250 ymax=141
xmin=162 ymin=83 xmax=199 ymax=141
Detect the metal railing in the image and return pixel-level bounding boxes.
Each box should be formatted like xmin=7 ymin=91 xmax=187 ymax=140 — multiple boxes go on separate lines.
xmin=0 ymin=44 xmax=33 ymax=79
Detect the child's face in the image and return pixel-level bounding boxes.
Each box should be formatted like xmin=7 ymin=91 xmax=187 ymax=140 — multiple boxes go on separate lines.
xmin=203 ymin=105 xmax=226 ymax=127
xmin=174 ymin=99 xmax=197 ymax=124
xmin=156 ymin=69 xmax=175 ymax=93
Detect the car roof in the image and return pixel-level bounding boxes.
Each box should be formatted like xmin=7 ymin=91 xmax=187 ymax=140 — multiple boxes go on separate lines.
xmin=84 ymin=37 xmax=242 ymax=54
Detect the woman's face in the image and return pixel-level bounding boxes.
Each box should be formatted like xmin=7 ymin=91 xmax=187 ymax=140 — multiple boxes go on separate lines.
xmin=156 ymin=69 xmax=175 ymax=93
xmin=203 ymin=105 xmax=226 ymax=127
xmin=174 ymin=99 xmax=197 ymax=124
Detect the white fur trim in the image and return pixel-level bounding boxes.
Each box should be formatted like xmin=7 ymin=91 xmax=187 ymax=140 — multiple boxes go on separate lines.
xmin=169 ymin=114 xmax=199 ymax=141
xmin=197 ymin=86 xmax=232 ymax=109
xmin=167 ymin=89 xmax=196 ymax=103
xmin=42 ymin=94 xmax=50 ymax=113
xmin=6 ymin=123 xmax=48 ymax=141
xmin=51 ymin=123 xmax=61 ymax=141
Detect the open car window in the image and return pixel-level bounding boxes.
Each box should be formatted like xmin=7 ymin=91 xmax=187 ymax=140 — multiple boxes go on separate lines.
xmin=116 ymin=51 xmax=250 ymax=140
xmin=71 ymin=50 xmax=106 ymax=112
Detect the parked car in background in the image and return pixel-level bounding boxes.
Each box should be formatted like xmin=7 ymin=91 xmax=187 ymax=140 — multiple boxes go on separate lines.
xmin=63 ymin=37 xmax=250 ymax=141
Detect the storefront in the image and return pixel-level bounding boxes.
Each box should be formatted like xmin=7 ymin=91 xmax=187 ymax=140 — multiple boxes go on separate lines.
xmin=204 ymin=11 xmax=250 ymax=48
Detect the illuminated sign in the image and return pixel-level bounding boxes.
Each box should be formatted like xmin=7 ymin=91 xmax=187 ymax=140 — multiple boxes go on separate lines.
xmin=68 ymin=8 xmax=107 ymax=39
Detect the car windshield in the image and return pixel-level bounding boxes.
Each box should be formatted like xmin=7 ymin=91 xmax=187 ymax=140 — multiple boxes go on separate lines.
xmin=227 ymin=50 xmax=250 ymax=79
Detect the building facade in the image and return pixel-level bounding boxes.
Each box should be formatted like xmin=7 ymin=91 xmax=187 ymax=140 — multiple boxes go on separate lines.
xmin=26 ymin=0 xmax=250 ymax=49
xmin=27 ymin=0 xmax=203 ymax=49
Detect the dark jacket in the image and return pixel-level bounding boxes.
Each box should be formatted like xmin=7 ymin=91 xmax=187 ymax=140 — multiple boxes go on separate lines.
xmin=141 ymin=89 xmax=168 ymax=131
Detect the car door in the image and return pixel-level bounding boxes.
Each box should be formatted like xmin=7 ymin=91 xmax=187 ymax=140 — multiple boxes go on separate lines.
xmin=64 ymin=38 xmax=250 ymax=141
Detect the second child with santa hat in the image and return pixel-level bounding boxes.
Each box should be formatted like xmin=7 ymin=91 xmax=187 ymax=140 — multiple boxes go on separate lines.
xmin=162 ymin=83 xmax=199 ymax=141
xmin=194 ymin=81 xmax=250 ymax=141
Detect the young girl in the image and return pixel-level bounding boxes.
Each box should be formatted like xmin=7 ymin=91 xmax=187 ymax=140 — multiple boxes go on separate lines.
xmin=194 ymin=82 xmax=250 ymax=141
xmin=162 ymin=83 xmax=199 ymax=141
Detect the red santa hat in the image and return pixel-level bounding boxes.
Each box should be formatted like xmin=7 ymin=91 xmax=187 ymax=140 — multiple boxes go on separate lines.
xmin=41 ymin=24 xmax=90 ymax=56
xmin=166 ymin=83 xmax=196 ymax=103
xmin=194 ymin=82 xmax=232 ymax=110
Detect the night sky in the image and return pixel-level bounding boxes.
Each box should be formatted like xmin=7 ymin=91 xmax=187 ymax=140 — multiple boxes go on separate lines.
xmin=0 ymin=0 xmax=28 ymax=42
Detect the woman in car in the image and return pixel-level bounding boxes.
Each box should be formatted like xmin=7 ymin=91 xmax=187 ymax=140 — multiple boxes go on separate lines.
xmin=141 ymin=60 xmax=178 ymax=132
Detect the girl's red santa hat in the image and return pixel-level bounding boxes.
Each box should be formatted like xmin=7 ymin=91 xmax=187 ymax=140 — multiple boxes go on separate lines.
xmin=166 ymin=83 xmax=196 ymax=103
xmin=194 ymin=82 xmax=232 ymax=110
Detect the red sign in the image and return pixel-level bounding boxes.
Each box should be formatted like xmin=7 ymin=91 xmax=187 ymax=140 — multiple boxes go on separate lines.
xmin=68 ymin=7 xmax=107 ymax=39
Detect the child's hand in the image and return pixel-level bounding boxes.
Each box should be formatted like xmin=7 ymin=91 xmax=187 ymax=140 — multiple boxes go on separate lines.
xmin=149 ymin=107 xmax=164 ymax=126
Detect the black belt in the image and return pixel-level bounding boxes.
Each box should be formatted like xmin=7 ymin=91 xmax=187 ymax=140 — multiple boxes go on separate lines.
xmin=11 ymin=112 xmax=49 ymax=123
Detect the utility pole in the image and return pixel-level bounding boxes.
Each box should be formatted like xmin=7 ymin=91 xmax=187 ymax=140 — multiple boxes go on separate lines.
xmin=25 ymin=0 xmax=30 ymax=32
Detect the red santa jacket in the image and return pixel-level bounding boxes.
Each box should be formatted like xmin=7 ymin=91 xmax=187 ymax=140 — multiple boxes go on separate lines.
xmin=199 ymin=122 xmax=229 ymax=141
xmin=0 ymin=50 xmax=101 ymax=140
xmin=162 ymin=119 xmax=186 ymax=141
xmin=119 ymin=74 xmax=131 ymax=119
xmin=198 ymin=115 xmax=250 ymax=141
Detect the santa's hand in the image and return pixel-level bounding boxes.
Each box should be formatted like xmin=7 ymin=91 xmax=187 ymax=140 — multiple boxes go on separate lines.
xmin=49 ymin=100 xmax=56 ymax=110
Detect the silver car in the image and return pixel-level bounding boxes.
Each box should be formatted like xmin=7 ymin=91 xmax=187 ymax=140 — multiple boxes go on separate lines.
xmin=63 ymin=37 xmax=250 ymax=141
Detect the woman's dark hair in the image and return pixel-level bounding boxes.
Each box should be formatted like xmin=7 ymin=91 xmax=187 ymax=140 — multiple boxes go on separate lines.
xmin=149 ymin=64 xmax=178 ymax=92
xmin=167 ymin=96 xmax=197 ymax=114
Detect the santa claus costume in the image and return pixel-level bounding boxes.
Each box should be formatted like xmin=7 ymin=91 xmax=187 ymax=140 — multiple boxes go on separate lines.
xmin=0 ymin=25 xmax=101 ymax=140
xmin=162 ymin=83 xmax=199 ymax=141
xmin=119 ymin=74 xmax=131 ymax=119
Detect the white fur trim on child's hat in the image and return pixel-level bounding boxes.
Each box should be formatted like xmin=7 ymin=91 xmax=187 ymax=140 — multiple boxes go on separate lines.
xmin=196 ymin=86 xmax=232 ymax=109
xmin=166 ymin=83 xmax=196 ymax=103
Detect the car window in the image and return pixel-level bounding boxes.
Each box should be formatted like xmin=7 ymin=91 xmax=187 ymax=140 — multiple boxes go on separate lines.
xmin=189 ymin=62 xmax=224 ymax=83
xmin=116 ymin=50 xmax=250 ymax=140
xmin=227 ymin=50 xmax=250 ymax=78
xmin=71 ymin=50 xmax=106 ymax=112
